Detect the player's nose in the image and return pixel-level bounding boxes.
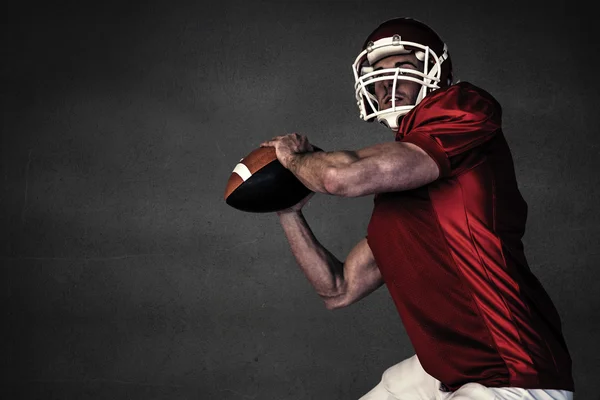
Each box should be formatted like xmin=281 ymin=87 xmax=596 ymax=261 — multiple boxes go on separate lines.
xmin=382 ymin=78 xmax=397 ymax=94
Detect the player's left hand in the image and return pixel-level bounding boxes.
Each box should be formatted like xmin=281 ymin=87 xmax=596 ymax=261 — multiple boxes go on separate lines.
xmin=260 ymin=133 xmax=314 ymax=169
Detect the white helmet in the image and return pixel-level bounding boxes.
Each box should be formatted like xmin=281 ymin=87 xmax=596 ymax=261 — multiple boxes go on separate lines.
xmin=352 ymin=18 xmax=453 ymax=130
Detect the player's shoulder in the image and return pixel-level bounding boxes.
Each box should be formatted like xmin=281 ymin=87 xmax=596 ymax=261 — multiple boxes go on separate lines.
xmin=429 ymin=82 xmax=501 ymax=116
xmin=402 ymin=82 xmax=502 ymax=131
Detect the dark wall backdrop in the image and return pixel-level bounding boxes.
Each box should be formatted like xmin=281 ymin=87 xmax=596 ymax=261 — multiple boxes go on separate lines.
xmin=2 ymin=1 xmax=598 ymax=399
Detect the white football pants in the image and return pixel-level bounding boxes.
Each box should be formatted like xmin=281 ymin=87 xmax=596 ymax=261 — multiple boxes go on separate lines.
xmin=359 ymin=355 xmax=573 ymax=400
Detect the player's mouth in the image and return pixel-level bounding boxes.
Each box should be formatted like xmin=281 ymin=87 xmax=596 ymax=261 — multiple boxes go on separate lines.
xmin=382 ymin=94 xmax=405 ymax=109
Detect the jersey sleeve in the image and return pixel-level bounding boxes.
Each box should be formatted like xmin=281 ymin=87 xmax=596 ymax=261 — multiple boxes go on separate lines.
xmin=398 ymin=82 xmax=502 ymax=178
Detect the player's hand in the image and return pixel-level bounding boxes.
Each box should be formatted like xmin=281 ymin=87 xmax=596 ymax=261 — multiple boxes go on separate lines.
xmin=260 ymin=133 xmax=314 ymax=169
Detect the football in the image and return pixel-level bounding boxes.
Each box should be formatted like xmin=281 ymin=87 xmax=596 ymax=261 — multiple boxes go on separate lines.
xmin=224 ymin=146 xmax=318 ymax=213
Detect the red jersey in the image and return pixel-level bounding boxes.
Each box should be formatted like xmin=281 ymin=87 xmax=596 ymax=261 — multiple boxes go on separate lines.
xmin=366 ymin=82 xmax=574 ymax=391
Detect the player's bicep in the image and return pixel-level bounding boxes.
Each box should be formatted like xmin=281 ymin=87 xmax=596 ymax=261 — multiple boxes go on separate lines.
xmin=324 ymin=238 xmax=384 ymax=310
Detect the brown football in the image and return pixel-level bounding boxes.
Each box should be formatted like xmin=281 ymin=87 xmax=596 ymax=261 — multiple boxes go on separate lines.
xmin=224 ymin=146 xmax=315 ymax=213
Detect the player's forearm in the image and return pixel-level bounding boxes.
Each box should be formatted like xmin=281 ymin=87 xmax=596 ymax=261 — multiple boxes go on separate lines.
xmin=277 ymin=210 xmax=345 ymax=298
xmin=285 ymin=150 xmax=359 ymax=194
xmin=285 ymin=142 xmax=440 ymax=197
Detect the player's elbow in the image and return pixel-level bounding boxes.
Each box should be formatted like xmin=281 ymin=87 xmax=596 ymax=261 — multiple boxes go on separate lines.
xmin=323 ymin=167 xmax=342 ymax=195
xmin=322 ymin=294 xmax=351 ymax=310
xmin=323 ymin=167 xmax=356 ymax=197
xmin=323 ymin=298 xmax=345 ymax=311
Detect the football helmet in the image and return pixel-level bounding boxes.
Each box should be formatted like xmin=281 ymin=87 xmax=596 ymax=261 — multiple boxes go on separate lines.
xmin=352 ymin=18 xmax=453 ymax=130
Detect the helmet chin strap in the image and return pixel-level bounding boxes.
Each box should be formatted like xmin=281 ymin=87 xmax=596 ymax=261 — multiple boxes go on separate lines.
xmin=376 ymin=109 xmax=411 ymax=130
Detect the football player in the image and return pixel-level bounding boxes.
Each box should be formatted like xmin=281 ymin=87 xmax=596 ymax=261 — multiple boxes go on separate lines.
xmin=260 ymin=17 xmax=574 ymax=399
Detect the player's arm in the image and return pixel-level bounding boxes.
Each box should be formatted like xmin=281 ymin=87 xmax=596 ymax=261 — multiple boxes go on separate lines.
xmin=295 ymin=141 xmax=438 ymax=196
xmin=261 ymin=135 xmax=439 ymax=197
xmin=277 ymin=204 xmax=383 ymax=309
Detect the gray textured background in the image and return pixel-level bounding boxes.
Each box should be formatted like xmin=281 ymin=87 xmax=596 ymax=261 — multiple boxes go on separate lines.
xmin=2 ymin=1 xmax=599 ymax=399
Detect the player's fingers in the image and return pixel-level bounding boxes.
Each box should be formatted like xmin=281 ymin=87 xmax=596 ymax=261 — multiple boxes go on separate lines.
xmin=291 ymin=132 xmax=307 ymax=142
xmin=263 ymin=135 xmax=286 ymax=145
xmin=261 ymin=133 xmax=301 ymax=147
xmin=261 ymin=136 xmax=282 ymax=146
